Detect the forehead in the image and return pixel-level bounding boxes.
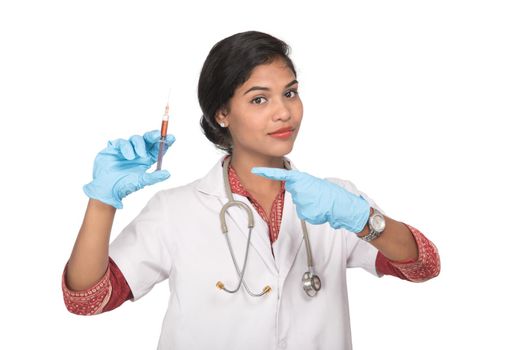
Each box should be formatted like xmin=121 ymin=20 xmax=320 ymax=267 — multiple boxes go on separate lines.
xmin=244 ymin=58 xmax=295 ymax=84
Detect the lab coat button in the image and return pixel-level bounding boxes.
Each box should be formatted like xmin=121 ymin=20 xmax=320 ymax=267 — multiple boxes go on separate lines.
xmin=278 ymin=339 xmax=287 ymax=348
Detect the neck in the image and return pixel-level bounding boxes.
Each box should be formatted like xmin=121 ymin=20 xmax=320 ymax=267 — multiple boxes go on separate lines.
xmin=229 ymin=151 xmax=285 ymax=195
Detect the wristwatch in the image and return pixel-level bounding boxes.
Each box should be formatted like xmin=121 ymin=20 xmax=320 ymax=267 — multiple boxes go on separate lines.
xmin=360 ymin=207 xmax=386 ymax=242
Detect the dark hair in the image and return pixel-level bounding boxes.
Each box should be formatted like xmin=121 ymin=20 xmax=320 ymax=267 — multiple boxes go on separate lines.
xmin=198 ymin=31 xmax=297 ymax=155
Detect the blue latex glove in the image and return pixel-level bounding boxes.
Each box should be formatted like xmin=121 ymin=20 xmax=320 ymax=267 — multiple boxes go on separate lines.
xmin=83 ymin=130 xmax=176 ymax=209
xmin=251 ymin=167 xmax=371 ymax=233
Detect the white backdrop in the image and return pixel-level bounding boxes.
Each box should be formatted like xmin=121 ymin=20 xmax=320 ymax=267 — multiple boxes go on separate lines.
xmin=1 ymin=0 xmax=522 ymax=349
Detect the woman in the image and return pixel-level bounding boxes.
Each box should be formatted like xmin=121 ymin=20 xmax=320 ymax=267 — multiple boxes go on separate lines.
xmin=62 ymin=30 xmax=440 ymax=349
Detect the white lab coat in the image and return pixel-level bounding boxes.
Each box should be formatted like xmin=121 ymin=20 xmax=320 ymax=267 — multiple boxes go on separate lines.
xmin=109 ymin=155 xmax=384 ymax=350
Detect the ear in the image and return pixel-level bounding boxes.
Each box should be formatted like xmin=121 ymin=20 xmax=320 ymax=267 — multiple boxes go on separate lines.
xmin=215 ymin=107 xmax=228 ymax=125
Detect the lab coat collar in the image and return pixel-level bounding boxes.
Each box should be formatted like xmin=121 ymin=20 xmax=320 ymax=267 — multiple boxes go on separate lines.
xmin=195 ymin=155 xmax=304 ymax=285
xmin=195 ymin=154 xmax=297 ymax=197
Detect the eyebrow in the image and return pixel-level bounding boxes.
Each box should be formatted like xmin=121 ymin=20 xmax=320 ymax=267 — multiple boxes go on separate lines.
xmin=243 ymin=79 xmax=299 ymax=95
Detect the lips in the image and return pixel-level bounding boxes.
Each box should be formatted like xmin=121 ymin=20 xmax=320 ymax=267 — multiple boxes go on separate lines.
xmin=269 ymin=127 xmax=294 ymax=135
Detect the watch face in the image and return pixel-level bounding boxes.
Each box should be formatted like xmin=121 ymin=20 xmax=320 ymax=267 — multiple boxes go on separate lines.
xmin=371 ymin=215 xmax=386 ymax=231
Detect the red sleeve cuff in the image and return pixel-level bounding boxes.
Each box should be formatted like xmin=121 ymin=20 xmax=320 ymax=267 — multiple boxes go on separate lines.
xmin=62 ymin=261 xmax=112 ymax=315
xmin=375 ymin=223 xmax=441 ymax=282
xmin=61 ymin=257 xmax=133 ymax=315
xmin=102 ymin=257 xmax=133 ymax=312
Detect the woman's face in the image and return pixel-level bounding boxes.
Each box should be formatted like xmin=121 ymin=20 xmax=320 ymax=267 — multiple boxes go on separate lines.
xmin=216 ymin=57 xmax=303 ymax=159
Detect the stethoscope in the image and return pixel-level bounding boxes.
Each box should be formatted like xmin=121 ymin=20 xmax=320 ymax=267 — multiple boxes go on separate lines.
xmin=215 ymin=156 xmax=322 ymax=297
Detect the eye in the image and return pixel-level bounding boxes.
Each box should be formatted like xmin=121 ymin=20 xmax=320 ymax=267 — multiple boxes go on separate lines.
xmin=250 ymin=96 xmax=267 ymax=105
xmin=250 ymin=89 xmax=299 ymax=105
xmin=286 ymin=89 xmax=299 ymax=98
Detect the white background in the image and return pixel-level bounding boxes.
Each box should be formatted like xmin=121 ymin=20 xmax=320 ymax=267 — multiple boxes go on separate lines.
xmin=1 ymin=0 xmax=523 ymax=349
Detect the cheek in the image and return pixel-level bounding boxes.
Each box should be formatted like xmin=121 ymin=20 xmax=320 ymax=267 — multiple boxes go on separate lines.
xmin=294 ymin=102 xmax=304 ymax=121
xmin=293 ymin=98 xmax=304 ymax=113
xmin=235 ymin=119 xmax=266 ymax=143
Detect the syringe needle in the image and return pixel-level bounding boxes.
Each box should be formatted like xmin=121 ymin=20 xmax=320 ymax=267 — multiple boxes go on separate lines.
xmin=166 ymin=88 xmax=172 ymax=106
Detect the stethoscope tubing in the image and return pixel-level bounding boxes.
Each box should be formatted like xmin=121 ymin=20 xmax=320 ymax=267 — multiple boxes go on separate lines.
xmin=218 ymin=156 xmax=320 ymax=297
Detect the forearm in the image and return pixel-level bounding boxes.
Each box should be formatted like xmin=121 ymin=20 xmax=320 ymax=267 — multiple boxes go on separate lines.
xmin=357 ymin=208 xmax=418 ymax=262
xmin=66 ymin=198 xmax=116 ymax=291
xmin=375 ymin=224 xmax=441 ymax=282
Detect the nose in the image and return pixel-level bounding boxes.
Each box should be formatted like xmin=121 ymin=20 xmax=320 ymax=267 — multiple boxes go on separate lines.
xmin=272 ymin=96 xmax=292 ymax=122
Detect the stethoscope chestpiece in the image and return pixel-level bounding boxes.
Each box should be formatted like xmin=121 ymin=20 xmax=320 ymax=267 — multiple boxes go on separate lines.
xmin=302 ymin=271 xmax=321 ymax=297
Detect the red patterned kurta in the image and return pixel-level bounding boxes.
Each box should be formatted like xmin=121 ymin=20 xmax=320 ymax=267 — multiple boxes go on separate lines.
xmin=62 ymin=156 xmax=440 ymax=314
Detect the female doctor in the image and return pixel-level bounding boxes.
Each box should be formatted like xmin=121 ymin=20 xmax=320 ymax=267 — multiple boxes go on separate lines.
xmin=63 ymin=31 xmax=440 ymax=350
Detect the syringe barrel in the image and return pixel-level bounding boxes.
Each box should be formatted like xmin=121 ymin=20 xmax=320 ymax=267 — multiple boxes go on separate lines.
xmin=160 ymin=119 xmax=169 ymax=137
xmin=156 ymin=138 xmax=168 ymax=170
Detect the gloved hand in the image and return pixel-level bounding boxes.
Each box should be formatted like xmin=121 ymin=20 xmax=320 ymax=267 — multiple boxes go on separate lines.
xmin=251 ymin=167 xmax=371 ymax=233
xmin=83 ymin=130 xmax=176 ymax=209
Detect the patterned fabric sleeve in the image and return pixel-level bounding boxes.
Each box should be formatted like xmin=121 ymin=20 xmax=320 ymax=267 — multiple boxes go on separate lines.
xmin=375 ymin=223 xmax=440 ymax=282
xmin=62 ymin=257 xmax=133 ymax=315
xmin=102 ymin=257 xmax=134 ymax=312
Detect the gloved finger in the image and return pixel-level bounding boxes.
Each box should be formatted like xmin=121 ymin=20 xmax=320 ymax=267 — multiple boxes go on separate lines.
xmin=143 ymin=130 xmax=161 ymax=146
xmin=160 ymin=134 xmax=176 ymax=155
xmin=129 ymin=134 xmax=148 ymax=158
xmin=165 ymin=134 xmax=176 ymax=147
xmin=144 ymin=130 xmax=176 ymax=158
xmin=110 ymin=138 xmax=136 ymax=160
xmin=140 ymin=170 xmax=171 ymax=187
xmin=143 ymin=130 xmax=176 ymax=148
xmin=251 ymin=167 xmax=298 ymax=182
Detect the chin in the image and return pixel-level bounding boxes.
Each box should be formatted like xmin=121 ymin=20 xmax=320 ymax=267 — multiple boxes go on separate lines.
xmin=266 ymin=142 xmax=294 ymax=157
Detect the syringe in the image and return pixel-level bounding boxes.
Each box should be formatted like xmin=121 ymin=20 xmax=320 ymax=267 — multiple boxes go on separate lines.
xmin=156 ymin=103 xmax=170 ymax=170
